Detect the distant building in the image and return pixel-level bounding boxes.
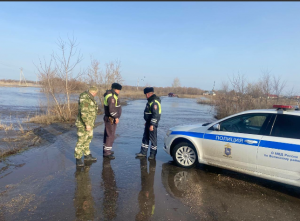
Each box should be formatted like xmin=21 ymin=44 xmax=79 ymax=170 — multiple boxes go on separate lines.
xmin=203 ymin=91 xmax=216 ymax=96
xmin=267 ymin=94 xmax=278 ymax=99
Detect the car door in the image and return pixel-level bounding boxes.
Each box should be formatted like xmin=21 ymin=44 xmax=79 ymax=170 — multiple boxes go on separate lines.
xmin=202 ymin=113 xmax=271 ymax=172
xmin=257 ymin=114 xmax=300 ymax=181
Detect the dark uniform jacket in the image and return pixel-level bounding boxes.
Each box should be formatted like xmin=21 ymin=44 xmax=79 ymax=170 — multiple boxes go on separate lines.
xmin=144 ymin=94 xmax=161 ymax=126
xmin=103 ymin=90 xmax=122 ymax=119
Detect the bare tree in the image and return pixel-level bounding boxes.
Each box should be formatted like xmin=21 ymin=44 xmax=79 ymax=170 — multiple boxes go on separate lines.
xmin=36 ymin=36 xmax=84 ymax=121
xmin=104 ymin=60 xmax=123 ymax=89
xmin=260 ymin=69 xmax=273 ymax=104
xmin=246 ymin=82 xmax=263 ymax=99
xmin=87 ymin=58 xmax=124 ymax=110
xmin=228 ymin=73 xmax=247 ymax=95
xmin=172 ymin=77 xmax=181 ymax=93
xmin=272 ymin=75 xmax=286 ymax=101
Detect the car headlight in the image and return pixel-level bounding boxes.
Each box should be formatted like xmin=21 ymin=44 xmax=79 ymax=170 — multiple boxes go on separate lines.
xmin=166 ymin=130 xmax=172 ymax=137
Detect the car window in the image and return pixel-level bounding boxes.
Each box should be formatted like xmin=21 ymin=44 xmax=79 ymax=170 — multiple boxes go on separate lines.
xmin=218 ymin=113 xmax=269 ymax=135
xmin=271 ymin=114 xmax=300 ymax=139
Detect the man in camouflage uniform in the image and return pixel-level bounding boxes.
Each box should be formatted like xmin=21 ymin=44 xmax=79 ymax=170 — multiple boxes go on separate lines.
xmin=75 ymin=86 xmax=99 ymax=167
xmin=103 ymin=83 xmax=122 ymax=159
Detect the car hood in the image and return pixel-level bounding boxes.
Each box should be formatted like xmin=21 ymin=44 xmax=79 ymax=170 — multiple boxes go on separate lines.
xmin=170 ymin=124 xmax=208 ymax=133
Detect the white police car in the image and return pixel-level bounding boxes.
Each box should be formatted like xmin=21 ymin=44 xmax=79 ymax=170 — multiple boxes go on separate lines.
xmin=164 ymin=105 xmax=300 ymax=187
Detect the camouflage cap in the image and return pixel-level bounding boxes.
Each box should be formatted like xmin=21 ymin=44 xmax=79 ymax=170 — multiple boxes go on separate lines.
xmin=89 ymin=86 xmax=98 ymax=93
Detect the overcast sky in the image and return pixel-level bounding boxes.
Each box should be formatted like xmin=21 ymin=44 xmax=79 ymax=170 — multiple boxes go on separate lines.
xmin=1 ymin=2 xmax=300 ymax=92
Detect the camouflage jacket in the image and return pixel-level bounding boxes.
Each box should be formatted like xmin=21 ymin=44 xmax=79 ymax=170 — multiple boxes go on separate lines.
xmin=75 ymin=91 xmax=98 ymax=128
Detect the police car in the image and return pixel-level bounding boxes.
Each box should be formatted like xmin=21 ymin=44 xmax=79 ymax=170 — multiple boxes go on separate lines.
xmin=164 ymin=105 xmax=300 ymax=187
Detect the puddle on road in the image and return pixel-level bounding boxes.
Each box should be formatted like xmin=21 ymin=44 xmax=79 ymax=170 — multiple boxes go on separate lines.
xmin=1 ymin=97 xmax=300 ymax=220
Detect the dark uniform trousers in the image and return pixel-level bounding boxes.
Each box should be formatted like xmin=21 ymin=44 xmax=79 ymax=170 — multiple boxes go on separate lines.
xmin=103 ymin=116 xmax=117 ymax=153
xmin=141 ymin=122 xmax=158 ymax=156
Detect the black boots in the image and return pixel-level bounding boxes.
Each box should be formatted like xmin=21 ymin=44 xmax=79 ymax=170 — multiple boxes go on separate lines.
xmin=135 ymin=147 xmax=148 ymax=157
xmin=136 ymin=148 xmax=157 ymax=159
xmin=84 ymin=154 xmax=97 ymax=161
xmin=136 ymin=152 xmax=147 ymax=157
xmin=148 ymin=149 xmax=157 ymax=160
xmin=103 ymin=149 xmax=115 ymax=159
xmin=76 ymin=154 xmax=96 ymax=167
xmin=76 ymin=158 xmax=84 ymax=167
xmin=148 ymin=153 xmax=155 ymax=160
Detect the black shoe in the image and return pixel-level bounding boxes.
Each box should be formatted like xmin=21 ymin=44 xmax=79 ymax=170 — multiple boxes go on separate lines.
xmin=148 ymin=154 xmax=156 ymax=160
xmin=84 ymin=154 xmax=97 ymax=161
xmin=103 ymin=154 xmax=115 ymax=159
xmin=76 ymin=158 xmax=84 ymax=167
xmin=136 ymin=152 xmax=147 ymax=157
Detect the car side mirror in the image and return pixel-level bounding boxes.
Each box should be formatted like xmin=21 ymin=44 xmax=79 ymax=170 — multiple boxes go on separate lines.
xmin=213 ymin=124 xmax=220 ymax=131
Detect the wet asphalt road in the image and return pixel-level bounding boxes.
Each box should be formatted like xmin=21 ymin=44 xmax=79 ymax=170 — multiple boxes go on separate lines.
xmin=1 ymin=97 xmax=300 ymax=221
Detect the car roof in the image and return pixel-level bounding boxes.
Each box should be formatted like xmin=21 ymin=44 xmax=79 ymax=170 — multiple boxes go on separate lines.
xmin=237 ymin=108 xmax=300 ymax=116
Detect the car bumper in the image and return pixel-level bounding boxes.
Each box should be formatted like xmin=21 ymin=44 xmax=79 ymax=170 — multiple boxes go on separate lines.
xmin=164 ymin=135 xmax=172 ymax=155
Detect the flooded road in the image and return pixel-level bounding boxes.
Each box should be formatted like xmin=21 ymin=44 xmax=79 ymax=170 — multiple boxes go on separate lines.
xmin=1 ymin=97 xmax=300 ymax=220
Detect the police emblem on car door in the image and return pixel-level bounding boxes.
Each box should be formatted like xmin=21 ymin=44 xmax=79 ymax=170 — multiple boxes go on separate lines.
xmin=224 ymin=143 xmax=232 ymax=158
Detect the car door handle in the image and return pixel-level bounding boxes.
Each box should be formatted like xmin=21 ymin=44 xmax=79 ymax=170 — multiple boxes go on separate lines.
xmin=244 ymin=140 xmax=258 ymax=144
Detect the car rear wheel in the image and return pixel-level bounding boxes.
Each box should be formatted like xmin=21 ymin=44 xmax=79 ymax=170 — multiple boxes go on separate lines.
xmin=172 ymin=142 xmax=197 ymax=168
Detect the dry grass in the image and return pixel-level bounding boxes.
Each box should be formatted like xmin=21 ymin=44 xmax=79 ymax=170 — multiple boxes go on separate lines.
xmin=29 ymin=114 xmax=63 ymax=125
xmin=0 ymin=121 xmax=14 ymax=131
xmin=29 ymin=102 xmax=103 ymax=125
xmin=197 ymin=97 xmax=216 ymax=105
xmin=214 ymin=94 xmax=298 ymax=119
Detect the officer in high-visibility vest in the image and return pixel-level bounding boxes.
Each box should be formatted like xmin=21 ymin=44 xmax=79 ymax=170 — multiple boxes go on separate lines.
xmin=136 ymin=87 xmax=161 ymax=160
xmin=103 ymin=83 xmax=122 ymax=159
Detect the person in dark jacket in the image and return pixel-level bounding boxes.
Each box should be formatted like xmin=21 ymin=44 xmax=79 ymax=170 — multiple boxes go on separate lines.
xmin=136 ymin=87 xmax=161 ymax=160
xmin=103 ymin=83 xmax=122 ymax=159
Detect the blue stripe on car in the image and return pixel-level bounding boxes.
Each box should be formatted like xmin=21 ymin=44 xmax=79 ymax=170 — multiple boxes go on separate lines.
xmin=170 ymin=131 xmax=300 ymax=152
xmin=260 ymin=140 xmax=300 ymax=153
xmin=170 ymin=131 xmax=204 ymax=138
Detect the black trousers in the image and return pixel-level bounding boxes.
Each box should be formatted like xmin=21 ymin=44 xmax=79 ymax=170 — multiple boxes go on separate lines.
xmin=141 ymin=122 xmax=157 ymax=155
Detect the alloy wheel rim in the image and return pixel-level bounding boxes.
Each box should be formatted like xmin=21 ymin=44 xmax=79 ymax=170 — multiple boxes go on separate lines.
xmin=175 ymin=146 xmax=196 ymax=166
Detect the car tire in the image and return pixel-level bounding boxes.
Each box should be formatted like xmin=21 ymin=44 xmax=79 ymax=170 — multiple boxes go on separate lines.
xmin=172 ymin=142 xmax=198 ymax=168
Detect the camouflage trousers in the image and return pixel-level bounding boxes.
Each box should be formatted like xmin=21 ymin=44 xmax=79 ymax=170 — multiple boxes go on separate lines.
xmin=74 ymin=126 xmax=93 ymax=159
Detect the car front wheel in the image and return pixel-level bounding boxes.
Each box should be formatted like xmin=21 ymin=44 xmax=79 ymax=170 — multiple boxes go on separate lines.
xmin=172 ymin=142 xmax=197 ymax=168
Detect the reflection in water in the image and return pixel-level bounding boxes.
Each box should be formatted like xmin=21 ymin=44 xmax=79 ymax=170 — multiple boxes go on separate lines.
xmin=102 ymin=158 xmax=118 ymax=220
xmin=136 ymin=158 xmax=156 ymax=221
xmin=161 ymin=163 xmax=300 ymax=220
xmin=74 ymin=161 xmax=95 ymax=221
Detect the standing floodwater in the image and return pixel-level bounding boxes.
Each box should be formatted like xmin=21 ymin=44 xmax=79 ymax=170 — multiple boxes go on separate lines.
xmin=1 ymin=96 xmax=300 ymax=221
xmin=0 ymin=87 xmax=43 ymax=124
